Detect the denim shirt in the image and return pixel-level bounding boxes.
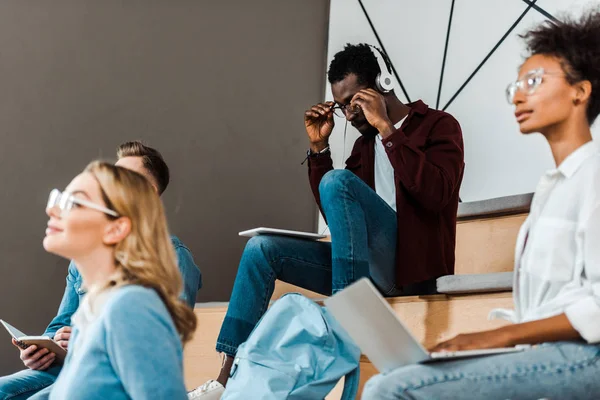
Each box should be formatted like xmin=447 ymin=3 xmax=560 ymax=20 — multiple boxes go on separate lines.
xmin=48 ymin=285 xmax=187 ymax=400
xmin=44 ymin=235 xmax=201 ymax=339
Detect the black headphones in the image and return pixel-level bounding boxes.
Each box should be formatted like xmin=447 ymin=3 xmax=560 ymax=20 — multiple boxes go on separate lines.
xmin=369 ymin=45 xmax=394 ymax=93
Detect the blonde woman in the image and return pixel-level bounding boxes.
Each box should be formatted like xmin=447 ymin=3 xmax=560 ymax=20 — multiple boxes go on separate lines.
xmin=40 ymin=161 xmax=196 ymax=399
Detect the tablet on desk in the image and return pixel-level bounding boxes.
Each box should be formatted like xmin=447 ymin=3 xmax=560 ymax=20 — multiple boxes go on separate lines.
xmin=239 ymin=227 xmax=327 ymax=241
xmin=1 ymin=319 xmax=67 ymax=363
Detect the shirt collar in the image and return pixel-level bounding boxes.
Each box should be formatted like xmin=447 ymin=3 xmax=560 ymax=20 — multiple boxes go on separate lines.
xmin=555 ymin=141 xmax=598 ymax=179
xmin=407 ymin=100 xmax=428 ymax=116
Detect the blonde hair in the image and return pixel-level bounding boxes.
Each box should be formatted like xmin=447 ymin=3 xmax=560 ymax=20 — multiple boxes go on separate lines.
xmin=84 ymin=161 xmax=197 ymax=343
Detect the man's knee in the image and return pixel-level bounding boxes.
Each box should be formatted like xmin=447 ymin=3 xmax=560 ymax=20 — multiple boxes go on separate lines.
xmin=242 ymin=236 xmax=280 ymax=267
xmin=318 ymin=170 xmax=356 ymax=202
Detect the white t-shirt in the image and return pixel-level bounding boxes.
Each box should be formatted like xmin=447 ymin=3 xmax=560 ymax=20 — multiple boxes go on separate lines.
xmin=374 ymin=116 xmax=407 ymax=212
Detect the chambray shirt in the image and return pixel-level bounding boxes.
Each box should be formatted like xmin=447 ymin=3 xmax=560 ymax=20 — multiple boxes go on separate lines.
xmin=44 ymin=235 xmax=201 ymax=339
xmin=48 ymin=285 xmax=187 ymax=400
xmin=491 ymin=142 xmax=600 ymax=343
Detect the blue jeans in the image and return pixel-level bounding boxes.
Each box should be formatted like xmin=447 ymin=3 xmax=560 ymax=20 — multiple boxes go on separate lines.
xmin=216 ymin=170 xmax=436 ymax=356
xmin=362 ymin=342 xmax=600 ymax=400
xmin=0 ymin=366 xmax=60 ymax=400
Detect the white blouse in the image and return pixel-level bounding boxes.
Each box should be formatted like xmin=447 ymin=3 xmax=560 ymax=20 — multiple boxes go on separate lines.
xmin=490 ymin=141 xmax=600 ymax=343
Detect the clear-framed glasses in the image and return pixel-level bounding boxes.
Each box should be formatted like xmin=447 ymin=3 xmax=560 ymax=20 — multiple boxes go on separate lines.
xmin=505 ymin=68 xmax=563 ymax=104
xmin=331 ymin=103 xmax=362 ymax=118
xmin=47 ymin=189 xmax=119 ymax=217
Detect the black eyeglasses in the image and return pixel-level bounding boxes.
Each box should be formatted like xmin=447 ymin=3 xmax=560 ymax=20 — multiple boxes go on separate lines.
xmin=330 ymin=103 xmax=362 ymax=118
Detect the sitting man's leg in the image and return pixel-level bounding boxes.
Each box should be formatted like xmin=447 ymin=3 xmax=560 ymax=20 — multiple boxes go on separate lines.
xmin=216 ymin=235 xmax=333 ymax=358
xmin=188 ymin=235 xmax=333 ymax=398
xmin=216 ymin=169 xmax=401 ymax=360
xmin=189 ymin=170 xmax=415 ymax=398
xmin=188 ymin=236 xmax=331 ymax=400
xmin=320 ymin=169 xmax=409 ymax=295
xmin=320 ymin=169 xmax=437 ymax=296
xmin=0 ymin=365 xmax=60 ymax=400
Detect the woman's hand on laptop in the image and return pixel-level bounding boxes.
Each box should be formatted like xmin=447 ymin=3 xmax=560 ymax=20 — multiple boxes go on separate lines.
xmin=430 ymin=329 xmax=513 ymax=352
xmin=431 ymin=314 xmax=582 ymax=352
xmin=54 ymin=326 xmax=72 ymax=349
xmin=13 ymin=339 xmax=56 ymax=371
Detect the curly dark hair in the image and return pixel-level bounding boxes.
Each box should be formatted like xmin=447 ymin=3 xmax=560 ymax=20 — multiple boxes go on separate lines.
xmin=521 ymin=10 xmax=600 ymax=124
xmin=327 ymin=43 xmax=392 ymax=87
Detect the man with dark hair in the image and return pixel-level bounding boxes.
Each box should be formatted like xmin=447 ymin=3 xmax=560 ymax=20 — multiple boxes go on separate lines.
xmin=0 ymin=141 xmax=202 ymax=399
xmin=188 ymin=44 xmax=464 ymax=399
xmin=116 ymin=141 xmax=170 ymax=195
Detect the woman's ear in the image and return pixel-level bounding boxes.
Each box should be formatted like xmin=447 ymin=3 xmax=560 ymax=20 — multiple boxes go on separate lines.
xmin=103 ymin=217 xmax=132 ymax=245
xmin=573 ymin=79 xmax=592 ymax=106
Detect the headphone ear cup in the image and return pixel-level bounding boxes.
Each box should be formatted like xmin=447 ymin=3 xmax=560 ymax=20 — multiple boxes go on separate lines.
xmin=369 ymin=45 xmax=394 ymax=93
xmin=377 ymin=72 xmax=393 ymax=93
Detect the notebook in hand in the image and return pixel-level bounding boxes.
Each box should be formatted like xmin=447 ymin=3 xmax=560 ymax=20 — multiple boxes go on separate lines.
xmin=324 ymin=279 xmax=530 ymax=373
xmin=1 ymin=319 xmax=67 ymax=363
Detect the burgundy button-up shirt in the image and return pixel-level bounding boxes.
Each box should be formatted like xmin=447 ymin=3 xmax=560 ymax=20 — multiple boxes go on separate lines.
xmin=308 ymin=100 xmax=464 ymax=286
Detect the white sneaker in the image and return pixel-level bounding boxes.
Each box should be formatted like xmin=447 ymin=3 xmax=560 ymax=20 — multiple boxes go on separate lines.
xmin=187 ymin=380 xmax=225 ymax=399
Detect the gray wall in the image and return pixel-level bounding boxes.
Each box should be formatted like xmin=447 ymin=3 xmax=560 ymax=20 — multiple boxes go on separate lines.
xmin=0 ymin=0 xmax=329 ymax=375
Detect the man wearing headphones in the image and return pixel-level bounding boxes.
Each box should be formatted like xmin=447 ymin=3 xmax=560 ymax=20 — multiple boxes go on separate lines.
xmin=188 ymin=43 xmax=464 ymax=399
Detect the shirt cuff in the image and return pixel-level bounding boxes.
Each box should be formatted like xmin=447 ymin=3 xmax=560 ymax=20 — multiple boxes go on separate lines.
xmin=308 ymin=152 xmax=332 ymax=166
xmin=381 ymin=128 xmax=408 ymax=151
xmin=565 ymin=297 xmax=600 ymax=343
xmin=43 ymin=331 xmax=55 ymax=339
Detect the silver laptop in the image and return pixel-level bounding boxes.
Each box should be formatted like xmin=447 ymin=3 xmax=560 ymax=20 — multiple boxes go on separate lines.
xmin=324 ymin=278 xmax=530 ymax=373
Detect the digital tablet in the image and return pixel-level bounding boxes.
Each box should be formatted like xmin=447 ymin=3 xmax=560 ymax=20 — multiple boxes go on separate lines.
xmin=238 ymin=227 xmax=327 ymax=240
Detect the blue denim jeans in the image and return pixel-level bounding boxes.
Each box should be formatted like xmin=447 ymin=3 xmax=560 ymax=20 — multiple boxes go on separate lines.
xmin=362 ymin=342 xmax=600 ymax=400
xmin=216 ymin=170 xmax=436 ymax=356
xmin=0 ymin=366 xmax=59 ymax=400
